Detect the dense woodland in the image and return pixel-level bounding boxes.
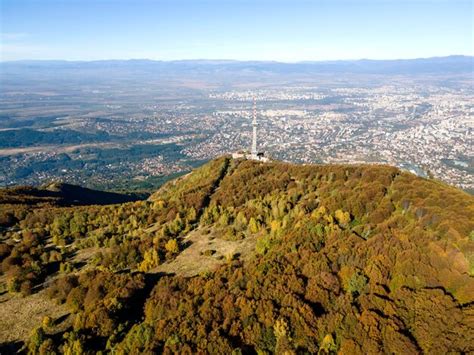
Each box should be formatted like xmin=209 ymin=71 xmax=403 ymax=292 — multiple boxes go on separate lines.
xmin=0 ymin=157 xmax=473 ymax=354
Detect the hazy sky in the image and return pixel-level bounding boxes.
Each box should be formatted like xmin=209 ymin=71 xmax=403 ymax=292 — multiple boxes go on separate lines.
xmin=1 ymin=0 xmax=472 ymax=62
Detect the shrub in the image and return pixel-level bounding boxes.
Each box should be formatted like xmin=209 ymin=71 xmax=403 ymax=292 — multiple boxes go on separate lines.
xmin=42 ymin=316 xmax=52 ymax=329
xmin=347 ymin=272 xmax=368 ymax=298
xmin=165 ymin=239 xmax=179 ymax=254
xmin=28 ymin=326 xmax=46 ymax=354
xmin=256 ymin=235 xmax=273 ymax=255
xmin=7 ymin=276 xmax=21 ymax=293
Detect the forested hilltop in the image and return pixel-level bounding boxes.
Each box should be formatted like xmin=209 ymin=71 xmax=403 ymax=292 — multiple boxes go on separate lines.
xmin=0 ymin=157 xmax=473 ymax=354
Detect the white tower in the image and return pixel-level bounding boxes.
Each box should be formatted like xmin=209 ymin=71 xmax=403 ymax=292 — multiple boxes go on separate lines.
xmin=251 ymin=97 xmax=257 ymax=156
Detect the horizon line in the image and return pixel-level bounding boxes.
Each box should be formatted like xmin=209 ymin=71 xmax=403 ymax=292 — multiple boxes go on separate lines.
xmin=1 ymin=54 xmax=473 ymax=65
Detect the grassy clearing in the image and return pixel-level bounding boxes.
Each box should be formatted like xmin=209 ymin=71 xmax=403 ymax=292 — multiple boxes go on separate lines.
xmin=0 ymin=289 xmax=69 ymax=344
xmin=151 ymin=227 xmax=257 ymax=277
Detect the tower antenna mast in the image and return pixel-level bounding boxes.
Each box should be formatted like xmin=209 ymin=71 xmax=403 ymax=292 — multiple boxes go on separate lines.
xmin=251 ymin=96 xmax=257 ymax=156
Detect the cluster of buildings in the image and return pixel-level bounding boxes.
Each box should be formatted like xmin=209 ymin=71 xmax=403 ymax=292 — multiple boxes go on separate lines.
xmin=1 ymin=83 xmax=472 ymax=192
xmin=188 ymin=86 xmax=473 ymax=190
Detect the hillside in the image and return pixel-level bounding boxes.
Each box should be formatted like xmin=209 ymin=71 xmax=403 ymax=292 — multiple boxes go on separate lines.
xmin=0 ymin=157 xmax=473 ymax=354
xmin=0 ymin=182 xmax=141 ymax=208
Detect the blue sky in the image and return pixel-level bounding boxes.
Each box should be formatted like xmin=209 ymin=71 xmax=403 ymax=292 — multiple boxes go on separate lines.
xmin=1 ymin=0 xmax=472 ymax=62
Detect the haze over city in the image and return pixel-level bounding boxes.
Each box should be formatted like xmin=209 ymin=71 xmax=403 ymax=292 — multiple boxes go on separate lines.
xmin=1 ymin=0 xmax=473 ymax=192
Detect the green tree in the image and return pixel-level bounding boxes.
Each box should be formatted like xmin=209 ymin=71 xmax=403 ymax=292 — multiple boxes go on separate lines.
xmin=218 ymin=212 xmax=230 ymax=227
xmin=347 ymin=272 xmax=368 ymax=298
xmin=186 ymin=207 xmax=197 ymax=223
xmin=248 ymin=217 xmax=260 ymax=234
xmin=234 ymin=212 xmax=248 ymax=231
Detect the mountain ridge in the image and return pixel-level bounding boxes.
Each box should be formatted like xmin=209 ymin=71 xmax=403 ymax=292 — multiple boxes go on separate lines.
xmin=2 ymin=56 xmax=472 ymax=76
xmin=0 ymin=157 xmax=473 ymax=353
xmin=3 ymin=55 xmax=472 ymax=64
xmin=0 ymin=182 xmax=141 ymax=208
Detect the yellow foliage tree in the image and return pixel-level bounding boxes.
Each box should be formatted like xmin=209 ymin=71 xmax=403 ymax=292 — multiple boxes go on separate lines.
xmin=334 ymin=209 xmax=351 ymax=226
xmin=248 ymin=217 xmax=260 ymax=234
xmin=270 ymin=220 xmax=281 ymax=235
xmin=42 ymin=316 xmax=52 ymax=329
xmin=274 ymin=318 xmax=289 ymax=339
xmin=318 ymin=334 xmax=337 ymax=354
xmin=154 ymin=200 xmax=166 ymax=210
xmin=165 ymin=239 xmax=179 ymax=254
xmin=311 ymin=206 xmax=327 ymax=220
xmin=186 ymin=207 xmax=197 ymax=222
xmin=139 ymin=249 xmax=160 ymax=272
xmin=274 ymin=318 xmax=294 ymax=354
